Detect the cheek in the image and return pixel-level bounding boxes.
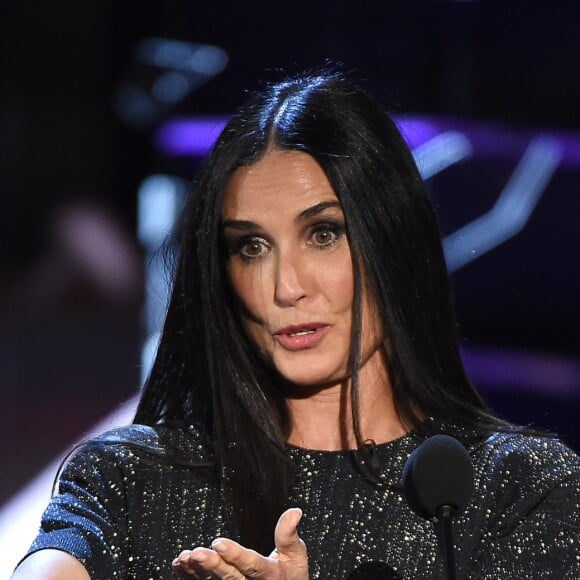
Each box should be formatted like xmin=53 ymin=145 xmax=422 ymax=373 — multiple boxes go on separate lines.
xmin=360 ymin=282 xmax=385 ymax=352
xmin=319 ymin=254 xmax=354 ymax=310
xmin=227 ymin=266 xmax=273 ymax=359
xmin=227 ymin=263 xmax=271 ymax=322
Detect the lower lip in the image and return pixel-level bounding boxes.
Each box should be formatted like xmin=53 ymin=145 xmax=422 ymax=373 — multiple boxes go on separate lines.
xmin=274 ymin=326 xmax=329 ymax=351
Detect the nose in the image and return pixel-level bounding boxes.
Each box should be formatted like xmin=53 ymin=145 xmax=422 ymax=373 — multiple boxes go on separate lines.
xmin=273 ymin=250 xmax=307 ymax=307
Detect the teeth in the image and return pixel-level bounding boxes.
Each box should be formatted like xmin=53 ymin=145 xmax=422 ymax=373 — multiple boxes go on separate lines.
xmin=289 ymin=329 xmax=315 ymax=336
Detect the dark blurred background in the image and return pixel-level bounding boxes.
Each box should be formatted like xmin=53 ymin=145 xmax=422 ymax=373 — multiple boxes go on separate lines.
xmin=1 ymin=0 xmax=579 ymax=510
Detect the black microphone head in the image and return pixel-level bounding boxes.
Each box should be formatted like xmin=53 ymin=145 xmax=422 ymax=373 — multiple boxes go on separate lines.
xmin=402 ymin=434 xmax=474 ymax=519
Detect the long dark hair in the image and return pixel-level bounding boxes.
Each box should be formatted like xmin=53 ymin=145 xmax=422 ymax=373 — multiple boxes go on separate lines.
xmin=134 ymin=70 xmax=501 ymax=552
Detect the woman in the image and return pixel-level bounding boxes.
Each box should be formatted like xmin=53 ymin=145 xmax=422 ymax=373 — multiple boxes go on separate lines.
xmin=13 ymin=71 xmax=580 ymax=579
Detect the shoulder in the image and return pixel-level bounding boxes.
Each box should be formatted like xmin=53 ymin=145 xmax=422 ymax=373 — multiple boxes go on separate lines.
xmin=469 ymin=431 xmax=580 ymax=524
xmin=428 ymin=421 xmax=579 ymax=499
xmin=431 ymin=420 xmax=578 ymax=477
xmin=473 ymin=431 xmax=579 ymax=480
xmin=61 ymin=423 xmax=214 ymax=476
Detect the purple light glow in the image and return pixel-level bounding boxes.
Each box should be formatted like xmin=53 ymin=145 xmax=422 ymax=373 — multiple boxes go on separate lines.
xmin=154 ymin=114 xmax=580 ymax=169
xmin=462 ymin=346 xmax=580 ymax=396
xmin=154 ymin=117 xmax=227 ymax=156
xmin=153 ymin=116 xmax=443 ymax=156
xmin=395 ymin=117 xmax=442 ymax=149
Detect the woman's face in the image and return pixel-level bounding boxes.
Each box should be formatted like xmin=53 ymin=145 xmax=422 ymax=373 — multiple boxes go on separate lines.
xmin=221 ymin=149 xmax=383 ymax=389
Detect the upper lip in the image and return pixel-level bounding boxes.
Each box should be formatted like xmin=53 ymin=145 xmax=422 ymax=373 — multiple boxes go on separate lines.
xmin=274 ymin=323 xmax=328 ymax=335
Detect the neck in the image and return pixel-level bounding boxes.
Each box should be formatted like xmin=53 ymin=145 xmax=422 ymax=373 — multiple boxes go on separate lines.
xmin=284 ymin=349 xmax=407 ymax=451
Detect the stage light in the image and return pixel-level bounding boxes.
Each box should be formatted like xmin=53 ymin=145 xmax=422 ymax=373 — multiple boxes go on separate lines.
xmin=113 ymin=38 xmax=228 ymax=130
xmin=138 ymin=174 xmax=187 ymax=346
xmin=138 ymin=174 xmax=186 ymax=250
xmin=443 ymin=137 xmax=562 ymax=271
xmin=412 ymin=130 xmax=473 ymax=180
xmin=154 ymin=117 xmax=227 ymax=156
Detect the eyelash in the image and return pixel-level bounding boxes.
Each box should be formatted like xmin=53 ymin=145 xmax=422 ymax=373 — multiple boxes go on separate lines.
xmin=308 ymin=222 xmax=344 ymax=249
xmin=230 ymin=221 xmax=345 ymax=263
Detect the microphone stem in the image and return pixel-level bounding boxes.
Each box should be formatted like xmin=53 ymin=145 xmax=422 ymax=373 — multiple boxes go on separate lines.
xmin=436 ymin=505 xmax=457 ymax=580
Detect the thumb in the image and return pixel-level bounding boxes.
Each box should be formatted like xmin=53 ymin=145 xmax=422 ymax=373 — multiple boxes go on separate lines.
xmin=273 ymin=507 xmax=307 ymax=559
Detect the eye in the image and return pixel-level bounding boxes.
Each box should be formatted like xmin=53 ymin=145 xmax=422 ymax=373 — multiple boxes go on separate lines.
xmin=309 ymin=223 xmax=343 ymax=248
xmin=238 ymin=238 xmax=270 ymax=260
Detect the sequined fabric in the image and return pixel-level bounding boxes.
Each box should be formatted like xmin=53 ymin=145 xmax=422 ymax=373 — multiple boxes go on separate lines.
xmin=22 ymin=423 xmax=580 ymax=579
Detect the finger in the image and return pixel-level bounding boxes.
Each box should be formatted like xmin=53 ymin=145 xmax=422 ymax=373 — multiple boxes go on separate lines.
xmin=211 ymin=538 xmax=271 ymax=578
xmin=273 ymin=507 xmax=307 ymax=560
xmin=172 ymin=547 xmax=243 ymax=579
xmin=172 ymin=548 xmax=215 ymax=578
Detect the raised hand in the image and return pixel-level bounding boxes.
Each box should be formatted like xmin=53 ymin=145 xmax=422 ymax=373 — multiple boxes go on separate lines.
xmin=172 ymin=507 xmax=308 ymax=579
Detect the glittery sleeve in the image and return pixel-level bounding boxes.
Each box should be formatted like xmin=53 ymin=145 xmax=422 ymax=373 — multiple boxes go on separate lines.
xmin=468 ymin=434 xmax=580 ymax=578
xmin=22 ymin=440 xmax=131 ymax=579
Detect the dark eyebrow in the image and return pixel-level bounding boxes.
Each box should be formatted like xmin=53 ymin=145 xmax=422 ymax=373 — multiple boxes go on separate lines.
xmin=221 ymin=200 xmax=342 ymax=232
xmin=295 ymin=200 xmax=342 ymax=223
xmin=221 ymin=219 xmax=260 ymax=231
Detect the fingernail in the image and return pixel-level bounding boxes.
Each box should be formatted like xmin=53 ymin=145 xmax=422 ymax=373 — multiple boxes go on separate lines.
xmin=212 ymin=539 xmax=227 ymax=554
xmin=191 ymin=551 xmax=208 ymax=563
xmin=171 ymin=558 xmax=180 ymax=566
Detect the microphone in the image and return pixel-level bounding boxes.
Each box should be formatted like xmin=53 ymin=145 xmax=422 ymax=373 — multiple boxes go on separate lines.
xmin=402 ymin=434 xmax=474 ymax=580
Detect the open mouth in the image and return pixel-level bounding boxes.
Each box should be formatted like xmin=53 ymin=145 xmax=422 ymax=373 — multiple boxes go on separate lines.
xmin=274 ymin=325 xmax=329 ymax=351
xmin=286 ymin=329 xmax=316 ymax=337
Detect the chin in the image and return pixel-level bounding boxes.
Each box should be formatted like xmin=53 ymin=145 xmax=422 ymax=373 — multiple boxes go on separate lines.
xmin=275 ymin=362 xmax=347 ymax=390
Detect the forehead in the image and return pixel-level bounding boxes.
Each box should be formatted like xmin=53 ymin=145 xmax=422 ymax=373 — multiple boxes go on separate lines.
xmin=221 ymin=149 xmax=339 ymax=220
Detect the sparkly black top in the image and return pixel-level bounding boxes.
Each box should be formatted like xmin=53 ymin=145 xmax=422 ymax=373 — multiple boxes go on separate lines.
xmin=23 ymin=422 xmax=580 ymax=579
